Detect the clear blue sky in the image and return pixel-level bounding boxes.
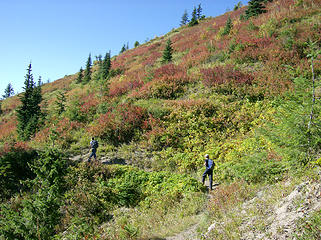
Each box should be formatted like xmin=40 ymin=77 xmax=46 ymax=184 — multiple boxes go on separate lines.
xmin=0 ymin=0 xmax=248 ymax=95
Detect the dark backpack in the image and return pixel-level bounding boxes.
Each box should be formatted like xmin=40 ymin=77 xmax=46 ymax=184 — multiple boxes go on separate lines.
xmin=92 ymin=140 xmax=99 ymax=149
xmin=208 ymin=159 xmax=215 ymax=170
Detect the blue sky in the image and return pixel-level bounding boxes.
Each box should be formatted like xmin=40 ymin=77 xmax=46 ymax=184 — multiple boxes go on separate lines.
xmin=0 ymin=0 xmax=248 ymax=95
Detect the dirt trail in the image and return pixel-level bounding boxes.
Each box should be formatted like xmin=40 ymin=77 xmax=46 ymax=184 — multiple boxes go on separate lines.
xmin=166 ymin=222 xmax=201 ymax=240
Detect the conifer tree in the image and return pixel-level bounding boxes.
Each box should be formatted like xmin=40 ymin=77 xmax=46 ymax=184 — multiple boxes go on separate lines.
xmin=180 ymin=10 xmax=189 ymax=26
xmin=3 ymin=83 xmax=14 ymax=98
xmin=83 ymin=54 xmax=92 ymax=84
xmin=244 ymin=0 xmax=267 ymax=19
xmin=234 ymin=1 xmax=243 ymax=10
xmin=76 ymin=67 xmax=83 ymax=84
xmin=120 ymin=44 xmax=127 ymax=54
xmin=100 ymin=51 xmax=111 ymax=80
xmin=134 ymin=41 xmax=140 ymax=48
xmin=16 ymin=63 xmax=43 ymax=140
xmin=95 ymin=54 xmax=102 ymax=64
xmin=189 ymin=7 xmax=198 ymax=27
xmin=161 ymin=39 xmax=173 ymax=64
xmin=0 ymin=100 xmax=2 ymax=115
xmin=222 ymin=16 xmax=233 ymax=35
xmin=55 ymin=91 xmax=66 ymax=115
xmin=196 ymin=4 xmax=202 ymax=19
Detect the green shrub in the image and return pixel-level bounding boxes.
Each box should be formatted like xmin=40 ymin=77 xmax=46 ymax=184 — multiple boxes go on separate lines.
xmin=0 ymin=148 xmax=67 ymax=240
xmin=218 ymin=153 xmax=287 ymax=183
xmin=294 ymin=209 xmax=321 ymax=239
xmin=0 ymin=147 xmax=37 ymax=200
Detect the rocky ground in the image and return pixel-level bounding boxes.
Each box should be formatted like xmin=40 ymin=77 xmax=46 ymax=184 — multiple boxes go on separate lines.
xmin=202 ymin=168 xmax=321 ymax=240
xmin=167 ymin=169 xmax=321 ymax=240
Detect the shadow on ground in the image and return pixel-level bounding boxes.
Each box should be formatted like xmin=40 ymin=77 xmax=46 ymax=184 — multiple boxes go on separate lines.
xmin=101 ymin=157 xmax=127 ymax=165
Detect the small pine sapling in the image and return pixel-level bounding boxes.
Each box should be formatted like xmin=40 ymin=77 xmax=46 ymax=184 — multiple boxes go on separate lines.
xmin=161 ymin=39 xmax=173 ymax=64
xmin=189 ymin=7 xmax=198 ymax=27
xmin=180 ymin=10 xmax=189 ymax=26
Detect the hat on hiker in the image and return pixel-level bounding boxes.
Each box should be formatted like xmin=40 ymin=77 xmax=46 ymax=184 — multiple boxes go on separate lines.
xmin=204 ymin=154 xmax=209 ymax=159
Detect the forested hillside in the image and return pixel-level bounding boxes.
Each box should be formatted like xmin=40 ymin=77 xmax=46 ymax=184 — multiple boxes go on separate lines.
xmin=0 ymin=0 xmax=320 ymax=239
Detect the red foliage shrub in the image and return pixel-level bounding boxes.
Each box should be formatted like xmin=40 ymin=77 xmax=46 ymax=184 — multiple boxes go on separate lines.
xmin=141 ymin=51 xmax=162 ymax=66
xmin=130 ymin=64 xmax=191 ymax=99
xmin=79 ymin=93 xmax=99 ymax=114
xmin=201 ymin=65 xmax=253 ymax=87
xmin=180 ymin=46 xmax=210 ymax=68
xmin=231 ymin=36 xmax=275 ymax=63
xmin=88 ymin=104 xmax=148 ymax=145
xmin=34 ymin=118 xmax=83 ymax=147
xmin=0 ymin=117 xmax=17 ymax=139
xmin=41 ymin=75 xmax=74 ymax=94
xmin=0 ymin=141 xmax=31 ymax=157
xmin=108 ymin=70 xmax=145 ymax=98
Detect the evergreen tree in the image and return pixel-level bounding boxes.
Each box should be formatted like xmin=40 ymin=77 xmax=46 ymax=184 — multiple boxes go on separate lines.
xmin=161 ymin=39 xmax=173 ymax=64
xmin=95 ymin=54 xmax=102 ymax=64
xmin=189 ymin=7 xmax=198 ymax=27
xmin=100 ymin=51 xmax=111 ymax=80
xmin=16 ymin=63 xmax=43 ymax=140
xmin=196 ymin=4 xmax=202 ymax=19
xmin=244 ymin=0 xmax=267 ymax=19
xmin=134 ymin=41 xmax=140 ymax=48
xmin=0 ymin=149 xmax=66 ymax=239
xmin=180 ymin=10 xmax=189 ymax=26
xmin=55 ymin=91 xmax=66 ymax=115
xmin=76 ymin=67 xmax=83 ymax=83
xmin=234 ymin=1 xmax=243 ymax=10
xmin=2 ymin=83 xmax=14 ymax=98
xmin=0 ymin=100 xmax=2 ymax=115
xmin=222 ymin=16 xmax=233 ymax=35
xmin=83 ymin=54 xmax=92 ymax=84
xmin=120 ymin=44 xmax=127 ymax=54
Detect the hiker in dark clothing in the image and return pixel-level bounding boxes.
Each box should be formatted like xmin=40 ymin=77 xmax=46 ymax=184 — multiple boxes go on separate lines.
xmin=202 ymin=154 xmax=215 ymax=190
xmin=88 ymin=137 xmax=99 ymax=162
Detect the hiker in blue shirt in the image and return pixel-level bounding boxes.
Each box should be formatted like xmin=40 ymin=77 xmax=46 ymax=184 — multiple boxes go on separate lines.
xmin=202 ymin=154 xmax=215 ymax=190
xmin=88 ymin=137 xmax=99 ymax=163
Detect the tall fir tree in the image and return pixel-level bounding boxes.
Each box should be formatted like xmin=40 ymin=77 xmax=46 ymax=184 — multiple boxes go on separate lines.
xmin=134 ymin=41 xmax=140 ymax=48
xmin=244 ymin=0 xmax=267 ymax=19
xmin=196 ymin=4 xmax=202 ymax=19
xmin=83 ymin=54 xmax=92 ymax=84
xmin=189 ymin=7 xmax=198 ymax=27
xmin=161 ymin=39 xmax=173 ymax=64
xmin=16 ymin=63 xmax=43 ymax=140
xmin=55 ymin=91 xmax=66 ymax=115
xmin=76 ymin=67 xmax=83 ymax=83
xmin=2 ymin=83 xmax=14 ymax=98
xmin=180 ymin=10 xmax=189 ymax=26
xmin=100 ymin=51 xmax=111 ymax=80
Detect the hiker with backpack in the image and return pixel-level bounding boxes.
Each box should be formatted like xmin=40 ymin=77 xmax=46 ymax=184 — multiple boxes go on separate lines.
xmin=88 ymin=137 xmax=99 ymax=163
xmin=202 ymin=154 xmax=215 ymax=190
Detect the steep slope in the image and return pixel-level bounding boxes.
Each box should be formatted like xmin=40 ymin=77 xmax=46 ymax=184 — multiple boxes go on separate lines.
xmin=0 ymin=0 xmax=321 ymax=238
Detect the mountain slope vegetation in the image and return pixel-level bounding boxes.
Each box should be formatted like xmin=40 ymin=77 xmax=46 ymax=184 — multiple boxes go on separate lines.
xmin=0 ymin=0 xmax=321 ymax=239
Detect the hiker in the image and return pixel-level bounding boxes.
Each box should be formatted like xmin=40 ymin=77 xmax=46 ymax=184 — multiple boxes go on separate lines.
xmin=88 ymin=137 xmax=99 ymax=162
xmin=202 ymin=154 xmax=214 ymax=190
